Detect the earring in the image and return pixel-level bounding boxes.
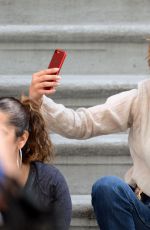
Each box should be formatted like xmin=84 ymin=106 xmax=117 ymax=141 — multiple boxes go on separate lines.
xmin=17 ymin=149 xmax=22 ymax=168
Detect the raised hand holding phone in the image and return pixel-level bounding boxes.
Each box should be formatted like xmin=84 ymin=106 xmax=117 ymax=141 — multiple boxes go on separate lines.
xmin=29 ymin=49 xmax=67 ymax=103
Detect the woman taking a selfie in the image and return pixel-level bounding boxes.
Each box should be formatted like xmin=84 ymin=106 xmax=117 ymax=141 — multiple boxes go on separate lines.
xmin=29 ymin=47 xmax=150 ymax=230
xmin=0 ymin=96 xmax=72 ymax=230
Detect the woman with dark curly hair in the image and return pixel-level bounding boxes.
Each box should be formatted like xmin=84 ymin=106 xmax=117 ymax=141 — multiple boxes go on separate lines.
xmin=0 ymin=96 xmax=72 ymax=230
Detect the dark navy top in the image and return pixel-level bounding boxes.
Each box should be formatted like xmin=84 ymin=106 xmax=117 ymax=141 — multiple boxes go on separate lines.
xmin=24 ymin=161 xmax=72 ymax=230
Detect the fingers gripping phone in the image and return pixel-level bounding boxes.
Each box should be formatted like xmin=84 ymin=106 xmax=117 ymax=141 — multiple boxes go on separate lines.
xmin=48 ymin=49 xmax=67 ymax=74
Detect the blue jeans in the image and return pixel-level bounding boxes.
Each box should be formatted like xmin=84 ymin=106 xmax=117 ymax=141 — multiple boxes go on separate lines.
xmin=92 ymin=176 xmax=150 ymax=230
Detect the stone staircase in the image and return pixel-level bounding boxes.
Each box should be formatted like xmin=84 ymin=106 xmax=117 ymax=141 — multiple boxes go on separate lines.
xmin=0 ymin=0 xmax=150 ymax=229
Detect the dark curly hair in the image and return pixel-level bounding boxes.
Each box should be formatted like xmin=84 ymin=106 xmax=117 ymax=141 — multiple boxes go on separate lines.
xmin=0 ymin=96 xmax=54 ymax=164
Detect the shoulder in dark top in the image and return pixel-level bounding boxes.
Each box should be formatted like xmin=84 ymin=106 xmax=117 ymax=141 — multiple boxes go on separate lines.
xmin=24 ymin=161 xmax=70 ymax=209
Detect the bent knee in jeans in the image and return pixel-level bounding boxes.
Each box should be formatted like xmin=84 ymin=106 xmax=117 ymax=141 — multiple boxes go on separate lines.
xmin=92 ymin=176 xmax=128 ymax=201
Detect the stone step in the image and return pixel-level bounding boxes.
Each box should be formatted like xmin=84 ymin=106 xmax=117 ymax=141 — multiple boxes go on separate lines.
xmin=49 ymin=74 xmax=146 ymax=107
xmin=1 ymin=0 xmax=150 ymax=25
xmin=0 ymin=74 xmax=146 ymax=107
xmin=71 ymin=195 xmax=98 ymax=230
xmin=1 ymin=24 xmax=150 ymax=43
xmin=51 ymin=133 xmax=131 ymax=195
xmin=0 ymin=24 xmax=149 ymax=75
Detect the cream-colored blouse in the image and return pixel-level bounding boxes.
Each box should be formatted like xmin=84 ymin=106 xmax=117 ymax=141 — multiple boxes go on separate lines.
xmin=41 ymin=79 xmax=150 ymax=196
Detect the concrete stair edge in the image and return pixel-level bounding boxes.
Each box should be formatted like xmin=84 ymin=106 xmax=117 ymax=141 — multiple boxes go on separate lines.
xmin=71 ymin=195 xmax=94 ymax=219
xmin=0 ymin=74 xmax=146 ymax=107
xmin=0 ymin=24 xmax=150 ymax=43
xmin=1 ymin=0 xmax=150 ymax=28
xmin=51 ymin=133 xmax=132 ymax=195
xmin=0 ymin=74 xmax=146 ymax=97
xmin=51 ymin=133 xmax=130 ymax=158
xmin=71 ymin=195 xmax=98 ymax=228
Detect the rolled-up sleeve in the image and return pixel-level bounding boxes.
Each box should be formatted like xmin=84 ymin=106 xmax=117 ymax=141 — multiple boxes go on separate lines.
xmin=40 ymin=89 xmax=137 ymax=139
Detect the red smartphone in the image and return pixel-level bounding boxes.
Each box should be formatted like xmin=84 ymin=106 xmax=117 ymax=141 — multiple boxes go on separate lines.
xmin=45 ymin=49 xmax=67 ymax=90
xmin=48 ymin=49 xmax=67 ymax=74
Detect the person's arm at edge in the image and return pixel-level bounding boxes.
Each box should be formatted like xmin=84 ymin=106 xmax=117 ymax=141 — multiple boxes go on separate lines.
xmin=40 ymin=88 xmax=138 ymax=139
xmin=29 ymin=68 xmax=138 ymax=139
